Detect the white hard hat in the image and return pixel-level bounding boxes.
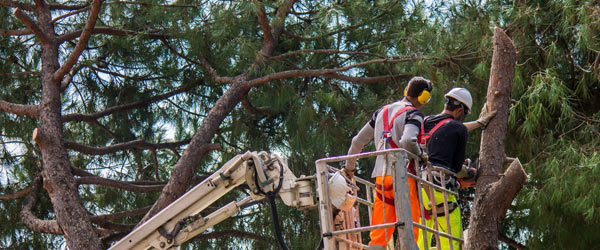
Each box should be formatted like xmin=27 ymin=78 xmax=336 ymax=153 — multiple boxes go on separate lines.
xmin=445 ymin=87 xmax=472 ymax=111
xmin=328 ymin=172 xmax=356 ymax=211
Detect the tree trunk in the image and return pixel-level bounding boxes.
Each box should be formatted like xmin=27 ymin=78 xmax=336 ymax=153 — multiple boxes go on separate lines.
xmin=465 ymin=27 xmax=527 ymax=250
xmin=33 ymin=2 xmax=103 ymax=249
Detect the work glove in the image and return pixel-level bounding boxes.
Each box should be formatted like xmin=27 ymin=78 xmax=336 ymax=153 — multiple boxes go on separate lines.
xmin=419 ymin=151 xmax=429 ymax=165
xmin=340 ymin=165 xmax=355 ymax=180
xmin=461 ymin=167 xmax=477 ymax=182
xmin=476 ymin=103 xmax=497 ymax=129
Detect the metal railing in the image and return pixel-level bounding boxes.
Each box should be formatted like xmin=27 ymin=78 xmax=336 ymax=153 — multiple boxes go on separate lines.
xmin=315 ymin=148 xmax=464 ymax=250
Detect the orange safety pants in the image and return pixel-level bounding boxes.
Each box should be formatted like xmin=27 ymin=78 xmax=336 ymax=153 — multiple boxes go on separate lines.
xmin=369 ymin=174 xmax=421 ymax=247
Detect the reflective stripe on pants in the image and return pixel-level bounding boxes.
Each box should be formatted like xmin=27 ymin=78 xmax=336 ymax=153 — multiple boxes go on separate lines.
xmin=369 ymin=175 xmax=421 ymax=247
xmin=417 ymin=188 xmax=462 ymax=250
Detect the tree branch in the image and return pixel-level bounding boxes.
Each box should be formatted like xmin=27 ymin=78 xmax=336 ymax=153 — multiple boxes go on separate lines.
xmin=89 ymin=65 xmax=168 ymax=81
xmin=63 ymin=138 xmax=196 ymax=155
xmin=20 ymin=176 xmax=64 ymax=235
xmin=0 ymin=29 xmax=33 ymax=36
xmin=254 ymin=0 xmax=274 ymax=49
xmin=51 ymin=6 xmax=91 ymax=24
xmin=0 ymin=71 xmax=40 ymax=77
xmin=269 ymin=49 xmax=385 ymax=61
xmin=62 ymin=84 xmax=193 ymax=122
xmin=282 ymin=22 xmax=367 ymax=41
xmin=77 ymin=176 xmax=165 ymax=193
xmin=47 ymin=2 xmax=91 ymax=10
xmin=92 ymin=220 xmax=135 ymax=233
xmin=58 ymin=27 xmax=171 ymax=42
xmin=490 ymin=159 xmax=528 ymax=220
xmin=92 ymin=206 xmax=151 ymax=222
xmin=498 ymin=233 xmax=528 ymax=250
xmin=192 ymin=229 xmax=273 ymax=243
xmin=105 ymin=1 xmax=207 ymax=8
xmin=0 ymin=99 xmax=38 ymax=118
xmin=159 ymin=38 xmax=236 ymax=84
xmin=0 ymin=185 xmax=32 ymax=200
xmin=0 ymin=0 xmax=90 ymax=10
xmin=245 ymin=57 xmax=423 ymax=88
xmin=0 ymin=0 xmax=35 ymax=11
xmin=12 ymin=8 xmax=50 ymax=45
xmin=325 ymin=73 xmax=412 ymax=84
xmin=53 ymin=0 xmax=101 ymax=83
xmin=242 ymin=92 xmax=277 ymax=117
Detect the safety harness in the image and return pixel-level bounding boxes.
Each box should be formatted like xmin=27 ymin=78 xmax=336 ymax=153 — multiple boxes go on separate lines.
xmin=419 ymin=115 xmax=458 ymax=220
xmin=419 ymin=116 xmax=453 ymax=145
xmin=375 ymin=105 xmax=419 ymax=205
xmin=381 ymin=105 xmax=418 ymax=149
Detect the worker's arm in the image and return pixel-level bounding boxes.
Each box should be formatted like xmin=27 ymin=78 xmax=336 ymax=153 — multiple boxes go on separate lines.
xmin=399 ymin=110 xmax=424 ymax=157
xmin=399 ymin=123 xmax=422 ymax=157
xmin=464 ymin=121 xmax=483 ymax=131
xmin=346 ymin=122 xmax=373 ymax=170
xmin=465 ymin=104 xmax=497 ymax=132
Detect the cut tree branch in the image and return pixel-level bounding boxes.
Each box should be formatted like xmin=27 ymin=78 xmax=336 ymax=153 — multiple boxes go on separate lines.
xmin=0 ymin=99 xmax=38 ymax=118
xmin=12 ymin=8 xmax=50 ymax=45
xmin=62 ymin=84 xmax=193 ymax=122
xmin=53 ymin=0 xmax=102 ymax=83
xmin=20 ymin=176 xmax=63 ymax=235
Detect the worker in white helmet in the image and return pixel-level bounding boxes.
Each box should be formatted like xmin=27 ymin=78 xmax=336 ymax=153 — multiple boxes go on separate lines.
xmin=416 ymin=87 xmax=496 ymax=250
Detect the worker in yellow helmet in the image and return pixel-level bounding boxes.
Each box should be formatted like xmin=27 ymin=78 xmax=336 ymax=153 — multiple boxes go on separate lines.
xmin=343 ymin=76 xmax=433 ymax=250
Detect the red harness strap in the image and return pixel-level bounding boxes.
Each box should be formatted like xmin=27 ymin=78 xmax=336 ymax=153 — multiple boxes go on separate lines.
xmin=381 ymin=105 xmax=417 ymax=149
xmin=419 ymin=116 xmax=453 ymax=220
xmin=419 ymin=117 xmax=453 ymax=145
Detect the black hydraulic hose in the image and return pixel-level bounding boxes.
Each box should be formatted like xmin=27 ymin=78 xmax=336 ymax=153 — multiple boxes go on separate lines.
xmin=268 ymin=193 xmax=290 ymax=250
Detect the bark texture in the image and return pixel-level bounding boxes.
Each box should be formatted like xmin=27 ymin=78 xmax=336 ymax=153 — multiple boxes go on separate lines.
xmin=26 ymin=1 xmax=104 ymax=249
xmin=465 ymin=27 xmax=527 ymax=250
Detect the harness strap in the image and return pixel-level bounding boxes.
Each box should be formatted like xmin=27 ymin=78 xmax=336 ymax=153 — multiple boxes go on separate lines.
xmin=424 ymin=202 xmax=458 ymax=220
xmin=382 ymin=105 xmax=417 ymax=149
xmin=419 ymin=117 xmax=453 ymax=144
xmin=374 ymin=185 xmax=396 ymax=206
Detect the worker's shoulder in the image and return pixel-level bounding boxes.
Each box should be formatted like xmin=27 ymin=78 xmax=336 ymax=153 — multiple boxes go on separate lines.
xmin=447 ymin=120 xmax=468 ymax=133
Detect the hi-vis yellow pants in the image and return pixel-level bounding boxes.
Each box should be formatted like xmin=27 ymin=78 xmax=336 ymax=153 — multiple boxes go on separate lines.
xmin=417 ymin=188 xmax=462 ymax=250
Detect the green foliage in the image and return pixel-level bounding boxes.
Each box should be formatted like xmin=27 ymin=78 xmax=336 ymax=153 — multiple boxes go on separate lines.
xmin=1 ymin=0 xmax=599 ymax=249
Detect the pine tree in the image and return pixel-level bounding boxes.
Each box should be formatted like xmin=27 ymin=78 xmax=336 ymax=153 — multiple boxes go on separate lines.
xmin=1 ymin=0 xmax=598 ymax=249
